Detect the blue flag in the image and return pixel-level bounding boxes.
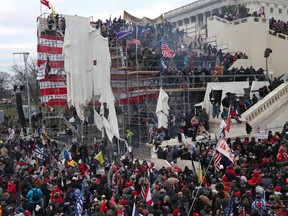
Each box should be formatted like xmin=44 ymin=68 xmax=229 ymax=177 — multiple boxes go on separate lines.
xmin=115 ymin=30 xmax=133 ymax=40
xmin=160 ymin=57 xmax=168 ymax=73
xmin=136 ymin=25 xmax=151 ymax=35
xmin=75 ymin=183 xmax=85 ymax=216
xmin=132 ymin=203 xmax=139 ymax=216
xmin=225 ymin=193 xmax=234 ymax=216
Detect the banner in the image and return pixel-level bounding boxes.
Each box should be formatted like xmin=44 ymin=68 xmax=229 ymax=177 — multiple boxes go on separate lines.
xmin=216 ymin=138 xmax=234 ymax=162
xmin=124 ymin=10 xmax=164 ymax=25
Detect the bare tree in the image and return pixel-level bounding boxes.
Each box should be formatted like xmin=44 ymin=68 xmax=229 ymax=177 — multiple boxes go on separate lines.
xmin=10 ymin=58 xmax=40 ymax=104
xmin=0 ymin=71 xmax=11 ymax=98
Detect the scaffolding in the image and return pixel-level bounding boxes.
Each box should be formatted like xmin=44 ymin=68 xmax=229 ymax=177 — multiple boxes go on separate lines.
xmin=36 ymin=13 xmax=264 ymax=149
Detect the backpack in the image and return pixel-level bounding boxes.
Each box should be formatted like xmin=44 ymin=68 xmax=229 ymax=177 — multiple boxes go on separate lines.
xmin=32 ymin=189 xmax=40 ymax=201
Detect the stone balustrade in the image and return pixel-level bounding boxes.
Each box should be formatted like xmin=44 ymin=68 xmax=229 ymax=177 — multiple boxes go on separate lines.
xmin=242 ymin=82 xmax=288 ymax=123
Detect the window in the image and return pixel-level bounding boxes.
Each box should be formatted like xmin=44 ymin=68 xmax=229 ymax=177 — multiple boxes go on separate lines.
xmin=184 ymin=18 xmax=189 ymax=24
xmin=270 ymin=7 xmax=274 ymax=13
xmin=191 ymin=16 xmax=196 ymax=22
xmin=178 ymin=20 xmax=183 ymax=26
xmin=279 ymin=8 xmax=282 ymax=14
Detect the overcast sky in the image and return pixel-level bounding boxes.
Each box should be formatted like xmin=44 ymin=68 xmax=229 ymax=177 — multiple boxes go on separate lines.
xmin=0 ymin=0 xmax=195 ymax=73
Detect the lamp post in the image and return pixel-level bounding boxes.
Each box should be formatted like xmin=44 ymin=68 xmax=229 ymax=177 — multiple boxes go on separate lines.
xmin=13 ymin=52 xmax=31 ymax=129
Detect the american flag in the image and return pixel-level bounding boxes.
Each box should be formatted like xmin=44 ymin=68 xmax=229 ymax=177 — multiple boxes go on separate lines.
xmin=75 ymin=183 xmax=85 ymax=216
xmin=225 ymin=193 xmax=234 ymax=216
xmin=126 ymin=39 xmax=141 ymax=45
xmin=162 ymin=40 xmax=174 ymax=58
xmin=141 ymin=185 xmax=147 ymax=199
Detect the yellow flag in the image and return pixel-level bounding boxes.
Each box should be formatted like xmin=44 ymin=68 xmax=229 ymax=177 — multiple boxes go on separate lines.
xmin=94 ymin=151 xmax=104 ymax=165
xmin=68 ymin=159 xmax=77 ymax=167
xmin=51 ymin=6 xmax=56 ymax=22
xmin=198 ymin=164 xmax=203 ymax=184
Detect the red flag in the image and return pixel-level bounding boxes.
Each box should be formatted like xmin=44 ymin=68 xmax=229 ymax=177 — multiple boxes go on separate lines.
xmin=126 ymin=39 xmax=141 ymax=45
xmin=224 ymin=118 xmax=231 ymax=132
xmin=41 ymin=0 xmax=51 ymax=9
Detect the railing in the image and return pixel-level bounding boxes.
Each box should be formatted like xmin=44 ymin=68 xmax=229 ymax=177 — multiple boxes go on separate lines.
xmin=242 ymin=82 xmax=288 ymax=123
xmin=208 ymin=16 xmax=267 ymax=25
xmin=269 ymin=30 xmax=288 ymax=41
xmin=124 ymin=74 xmax=267 ymax=93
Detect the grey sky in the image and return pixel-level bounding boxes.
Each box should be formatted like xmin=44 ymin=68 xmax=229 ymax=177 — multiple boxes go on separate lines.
xmin=0 ymin=0 xmax=195 ymax=73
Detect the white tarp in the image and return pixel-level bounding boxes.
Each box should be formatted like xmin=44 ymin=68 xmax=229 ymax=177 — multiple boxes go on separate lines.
xmin=196 ymin=82 xmax=249 ymax=118
xmin=100 ymin=87 xmax=120 ymax=142
xmin=91 ymin=29 xmax=111 ymax=96
xmin=250 ymin=81 xmax=270 ymax=99
xmin=156 ymin=88 xmax=169 ymax=128
xmin=63 ymin=15 xmax=93 ymax=120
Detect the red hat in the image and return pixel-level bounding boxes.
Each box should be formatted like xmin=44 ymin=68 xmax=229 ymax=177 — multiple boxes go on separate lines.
xmin=121 ymin=199 xmax=127 ymax=206
xmin=275 ymin=186 xmax=281 ymax=192
xmin=234 ymin=191 xmax=241 ymax=197
xmin=253 ymin=171 xmax=259 ymax=177
xmin=117 ymin=209 xmax=124 ymax=215
xmin=182 ymin=185 xmax=188 ymax=189
xmin=135 ymin=169 xmax=140 ymax=173
xmin=224 ymin=186 xmax=230 ymax=191
xmin=132 ymin=190 xmax=138 ymax=196
xmin=222 ymin=176 xmax=228 ymax=182
xmin=95 ymin=178 xmax=101 ymax=184
xmin=225 ymin=182 xmax=231 ymax=187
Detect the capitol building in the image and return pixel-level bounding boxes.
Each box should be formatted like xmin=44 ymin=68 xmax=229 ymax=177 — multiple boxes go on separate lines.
xmin=164 ymin=0 xmax=288 ymax=33
xmin=164 ymin=0 xmax=288 ymax=78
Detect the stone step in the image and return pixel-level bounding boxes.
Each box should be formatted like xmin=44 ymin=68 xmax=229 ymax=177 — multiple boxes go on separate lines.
xmin=133 ymin=144 xmax=151 ymax=161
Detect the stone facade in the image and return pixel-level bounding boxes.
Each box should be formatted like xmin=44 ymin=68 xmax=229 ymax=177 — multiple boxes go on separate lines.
xmin=164 ymin=0 xmax=288 ymax=36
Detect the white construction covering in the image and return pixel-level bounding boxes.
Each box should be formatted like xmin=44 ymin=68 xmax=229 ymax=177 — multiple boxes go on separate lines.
xmin=63 ymin=15 xmax=93 ymax=120
xmin=91 ymin=29 xmax=111 ymax=96
xmin=156 ymin=88 xmax=170 ymax=129
xmin=197 ymin=82 xmax=249 ymax=117
xmin=100 ymin=87 xmax=120 ymax=142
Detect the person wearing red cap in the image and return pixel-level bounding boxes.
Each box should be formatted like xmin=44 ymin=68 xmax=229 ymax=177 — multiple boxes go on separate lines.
xmin=224 ymin=164 xmax=236 ymax=182
xmin=248 ymin=171 xmax=262 ymax=186
xmin=276 ymin=147 xmax=288 ymax=167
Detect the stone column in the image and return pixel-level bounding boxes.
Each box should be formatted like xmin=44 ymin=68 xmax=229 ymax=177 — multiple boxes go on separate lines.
xmin=195 ymin=14 xmax=199 ymax=29
xmin=203 ymin=12 xmax=207 ymax=27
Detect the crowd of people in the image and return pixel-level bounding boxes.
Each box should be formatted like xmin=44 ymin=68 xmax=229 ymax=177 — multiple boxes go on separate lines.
xmin=269 ymin=18 xmax=288 ymax=36
xmin=1 ymin=113 xmax=288 ymax=215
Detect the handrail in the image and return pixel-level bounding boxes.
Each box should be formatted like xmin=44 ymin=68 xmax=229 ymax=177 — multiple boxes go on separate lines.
xmin=268 ymin=30 xmax=288 ymax=41
xmin=242 ymin=83 xmax=288 ymax=123
xmin=208 ymin=15 xmax=267 ymax=25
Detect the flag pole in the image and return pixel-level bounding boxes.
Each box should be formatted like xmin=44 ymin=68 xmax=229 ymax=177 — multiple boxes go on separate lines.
xmin=187 ymin=150 xmax=217 ymax=215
